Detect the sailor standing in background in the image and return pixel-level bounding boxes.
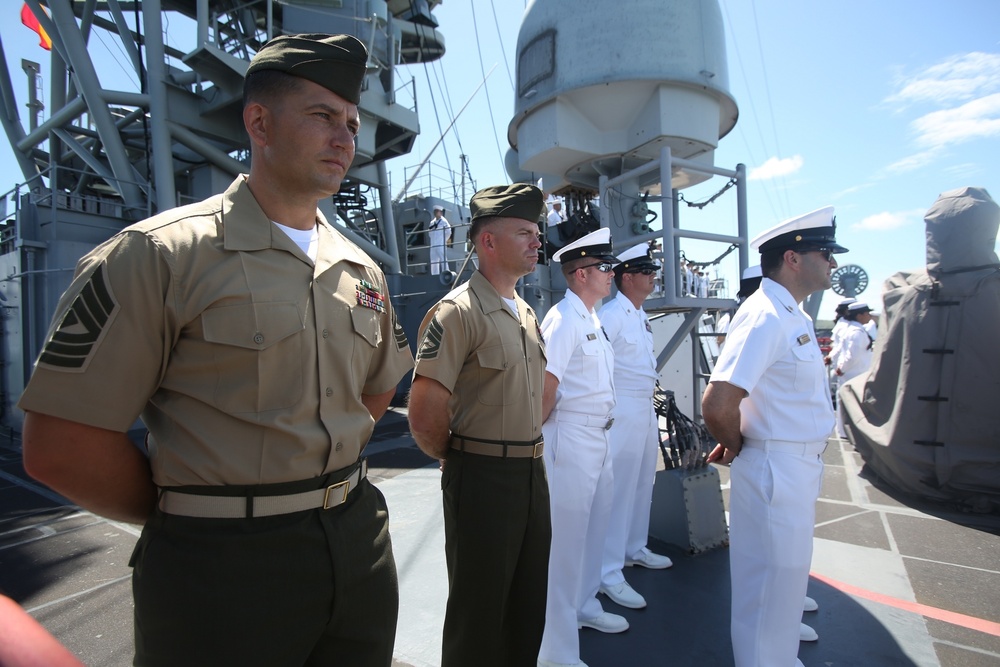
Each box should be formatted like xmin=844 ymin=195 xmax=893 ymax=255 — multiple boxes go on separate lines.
xmin=429 ymin=204 xmax=451 ymax=275
xmin=824 ymin=297 xmax=855 ymax=367
xmin=547 ymin=197 xmax=567 ymax=229
xmin=717 ymin=265 xmax=764 ymax=347
xmin=863 ymin=309 xmax=878 ymax=340
xmin=597 ymin=243 xmax=673 ymax=614
xmin=702 ymin=207 xmax=846 ymax=667
xmin=833 ymin=301 xmax=875 ymax=438
xmin=538 ymin=228 xmax=624 ymax=667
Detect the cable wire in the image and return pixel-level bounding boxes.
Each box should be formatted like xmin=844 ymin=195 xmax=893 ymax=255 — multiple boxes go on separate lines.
xmin=469 ymin=0 xmax=507 ymax=179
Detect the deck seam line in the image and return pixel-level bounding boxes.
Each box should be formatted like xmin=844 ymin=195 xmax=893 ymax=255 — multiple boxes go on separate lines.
xmin=24 ymin=574 xmax=133 ymax=615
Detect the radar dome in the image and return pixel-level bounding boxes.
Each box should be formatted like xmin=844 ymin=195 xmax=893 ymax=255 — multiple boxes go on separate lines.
xmin=507 ymin=0 xmax=738 ymax=190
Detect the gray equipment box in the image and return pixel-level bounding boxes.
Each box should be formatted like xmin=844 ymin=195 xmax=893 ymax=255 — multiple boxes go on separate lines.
xmin=649 ymin=466 xmax=729 ymax=554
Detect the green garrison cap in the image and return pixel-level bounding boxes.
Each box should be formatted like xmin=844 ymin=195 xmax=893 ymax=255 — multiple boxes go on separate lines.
xmin=470 ymin=183 xmax=546 ymax=222
xmin=246 ymin=34 xmax=368 ymax=104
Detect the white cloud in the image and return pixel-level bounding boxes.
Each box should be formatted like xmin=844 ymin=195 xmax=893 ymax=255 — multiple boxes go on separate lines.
xmin=851 ymin=209 xmax=925 ymax=231
xmin=881 ymin=53 xmax=1000 ymax=155
xmin=748 ymin=155 xmax=803 ymax=181
xmin=884 ymin=149 xmax=940 ymax=174
xmin=885 ymin=52 xmax=1000 ymax=106
xmin=911 ymin=93 xmax=1000 ymax=148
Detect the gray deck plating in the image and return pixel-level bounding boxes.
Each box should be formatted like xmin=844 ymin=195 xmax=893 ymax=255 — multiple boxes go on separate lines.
xmin=1 ymin=413 xmax=997 ymax=666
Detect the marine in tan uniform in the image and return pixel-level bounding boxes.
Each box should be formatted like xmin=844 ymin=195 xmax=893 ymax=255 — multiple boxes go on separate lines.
xmin=408 ymin=184 xmax=550 ymax=667
xmin=19 ymin=34 xmax=413 ymax=667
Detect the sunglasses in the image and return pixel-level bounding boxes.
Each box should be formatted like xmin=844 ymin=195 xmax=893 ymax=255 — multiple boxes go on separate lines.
xmin=578 ymin=262 xmax=614 ymax=273
xmin=801 ymin=248 xmax=834 ymax=261
xmin=627 ymin=267 xmax=658 ymax=276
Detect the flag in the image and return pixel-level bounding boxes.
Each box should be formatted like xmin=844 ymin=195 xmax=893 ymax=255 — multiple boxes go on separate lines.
xmin=21 ymin=3 xmax=52 ymax=51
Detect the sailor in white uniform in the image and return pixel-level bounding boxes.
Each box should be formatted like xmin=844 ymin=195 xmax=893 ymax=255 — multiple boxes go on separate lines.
xmin=824 ymin=297 xmax=855 ymax=366
xmin=538 ymin=228 xmax=623 ymax=667
xmin=547 ymin=197 xmax=567 ymax=229
xmin=428 ymin=204 xmax=451 ymax=275
xmin=702 ymin=206 xmax=846 ymax=667
xmin=834 ymin=301 xmax=875 ymax=437
xmin=718 ymin=265 xmax=764 ymax=347
xmin=597 ymin=243 xmax=672 ymax=613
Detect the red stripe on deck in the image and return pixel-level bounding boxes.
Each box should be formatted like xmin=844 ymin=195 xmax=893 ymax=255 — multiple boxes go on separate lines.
xmin=810 ymin=572 xmax=1000 ymax=638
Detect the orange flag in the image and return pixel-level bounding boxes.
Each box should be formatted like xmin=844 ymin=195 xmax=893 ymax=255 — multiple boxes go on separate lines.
xmin=21 ymin=3 xmax=53 ymax=51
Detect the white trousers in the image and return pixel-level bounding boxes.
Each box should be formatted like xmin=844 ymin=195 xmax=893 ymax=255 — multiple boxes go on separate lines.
xmin=835 ymin=375 xmax=846 ymax=437
xmin=429 ymin=243 xmax=447 ymax=275
xmin=538 ymin=420 xmax=613 ymax=664
xmin=834 ymin=370 xmax=862 ymax=437
xmin=729 ymin=439 xmax=824 ymax=667
xmin=601 ymin=392 xmax=658 ymax=587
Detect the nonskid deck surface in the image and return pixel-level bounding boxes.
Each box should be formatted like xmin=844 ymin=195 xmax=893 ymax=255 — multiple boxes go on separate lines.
xmin=1 ymin=411 xmax=997 ymax=666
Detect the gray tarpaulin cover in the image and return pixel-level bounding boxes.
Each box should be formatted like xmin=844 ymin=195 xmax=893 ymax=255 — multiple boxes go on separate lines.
xmin=840 ymin=186 xmax=1000 ymax=510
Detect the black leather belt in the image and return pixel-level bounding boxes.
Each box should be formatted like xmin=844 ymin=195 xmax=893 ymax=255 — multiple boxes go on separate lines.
xmin=450 ymin=434 xmax=544 ymax=459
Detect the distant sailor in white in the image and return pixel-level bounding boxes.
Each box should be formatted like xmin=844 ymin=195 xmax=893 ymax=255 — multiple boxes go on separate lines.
xmin=428 ymin=204 xmax=451 ymax=275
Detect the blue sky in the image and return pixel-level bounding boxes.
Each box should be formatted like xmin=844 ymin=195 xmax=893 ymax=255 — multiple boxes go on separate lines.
xmin=391 ymin=0 xmax=1000 ymax=319
xmin=2 ymin=1 xmax=998 ymax=320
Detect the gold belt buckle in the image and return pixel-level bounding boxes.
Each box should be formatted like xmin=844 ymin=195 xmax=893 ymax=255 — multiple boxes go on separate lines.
xmin=532 ymin=442 xmax=544 ymax=458
xmin=323 ymin=479 xmax=351 ymax=509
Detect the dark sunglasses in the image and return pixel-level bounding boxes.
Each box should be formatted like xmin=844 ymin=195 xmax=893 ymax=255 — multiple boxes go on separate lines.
xmin=627 ymin=267 xmax=658 ymax=276
xmin=579 ymin=262 xmax=614 ymax=273
xmin=800 ymin=248 xmax=834 ymax=261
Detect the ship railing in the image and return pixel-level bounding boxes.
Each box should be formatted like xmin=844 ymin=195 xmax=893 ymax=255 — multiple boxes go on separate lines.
xmin=1 ymin=167 xmax=151 ymax=253
xmin=401 ymin=219 xmax=474 ymax=277
xmin=599 ymin=146 xmax=748 ymax=424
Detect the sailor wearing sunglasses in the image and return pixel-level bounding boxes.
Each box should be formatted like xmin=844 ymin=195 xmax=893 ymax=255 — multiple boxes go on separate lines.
xmin=595 ymin=243 xmax=673 ymax=616
xmin=537 ymin=228 xmax=622 ymax=667
xmin=702 ymin=206 xmax=848 ymax=667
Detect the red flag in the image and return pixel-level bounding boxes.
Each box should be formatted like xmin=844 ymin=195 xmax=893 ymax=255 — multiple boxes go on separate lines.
xmin=21 ymin=3 xmax=53 ymax=51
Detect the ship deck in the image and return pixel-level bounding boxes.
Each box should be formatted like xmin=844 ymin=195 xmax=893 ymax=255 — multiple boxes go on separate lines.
xmin=1 ymin=409 xmax=998 ymax=666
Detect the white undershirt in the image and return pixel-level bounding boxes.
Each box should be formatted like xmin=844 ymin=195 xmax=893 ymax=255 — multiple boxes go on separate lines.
xmin=501 ymin=296 xmax=520 ymax=319
xmin=272 ymin=221 xmax=319 ymax=262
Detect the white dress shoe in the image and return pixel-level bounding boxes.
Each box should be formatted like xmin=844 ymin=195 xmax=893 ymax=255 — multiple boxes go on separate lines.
xmin=599 ymin=581 xmax=647 ymax=609
xmin=538 ymin=660 xmax=589 ymax=667
xmin=578 ymin=611 xmax=629 ymax=633
xmin=624 ymin=547 xmax=673 ymax=569
xmin=799 ymin=622 xmax=818 ymax=642
xmin=803 ymin=595 xmax=819 ymax=612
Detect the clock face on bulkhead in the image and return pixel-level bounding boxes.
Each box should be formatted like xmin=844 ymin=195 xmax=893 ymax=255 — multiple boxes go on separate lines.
xmin=832 ymin=264 xmax=868 ymax=298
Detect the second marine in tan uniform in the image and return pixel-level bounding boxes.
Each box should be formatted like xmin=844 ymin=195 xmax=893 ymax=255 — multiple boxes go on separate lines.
xmin=409 ymin=184 xmax=551 ymax=667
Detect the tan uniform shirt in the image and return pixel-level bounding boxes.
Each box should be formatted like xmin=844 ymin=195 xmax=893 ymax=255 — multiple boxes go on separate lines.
xmin=413 ymin=271 xmax=545 ymax=442
xmin=19 ymin=176 xmax=414 ymax=487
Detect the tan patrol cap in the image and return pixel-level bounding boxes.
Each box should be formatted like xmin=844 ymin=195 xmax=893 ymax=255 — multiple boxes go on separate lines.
xmin=246 ymin=33 xmax=368 ymax=104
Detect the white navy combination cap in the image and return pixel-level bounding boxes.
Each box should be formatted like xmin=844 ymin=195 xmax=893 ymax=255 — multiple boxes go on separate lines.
xmin=613 ymin=243 xmax=659 ymax=274
xmin=738 ymin=264 xmax=763 ymax=298
xmin=836 ymin=297 xmax=857 ymax=314
xmin=552 ymin=227 xmax=616 ymax=263
xmin=750 ymin=206 xmax=849 ymax=254
xmin=847 ymin=301 xmax=872 ymax=313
